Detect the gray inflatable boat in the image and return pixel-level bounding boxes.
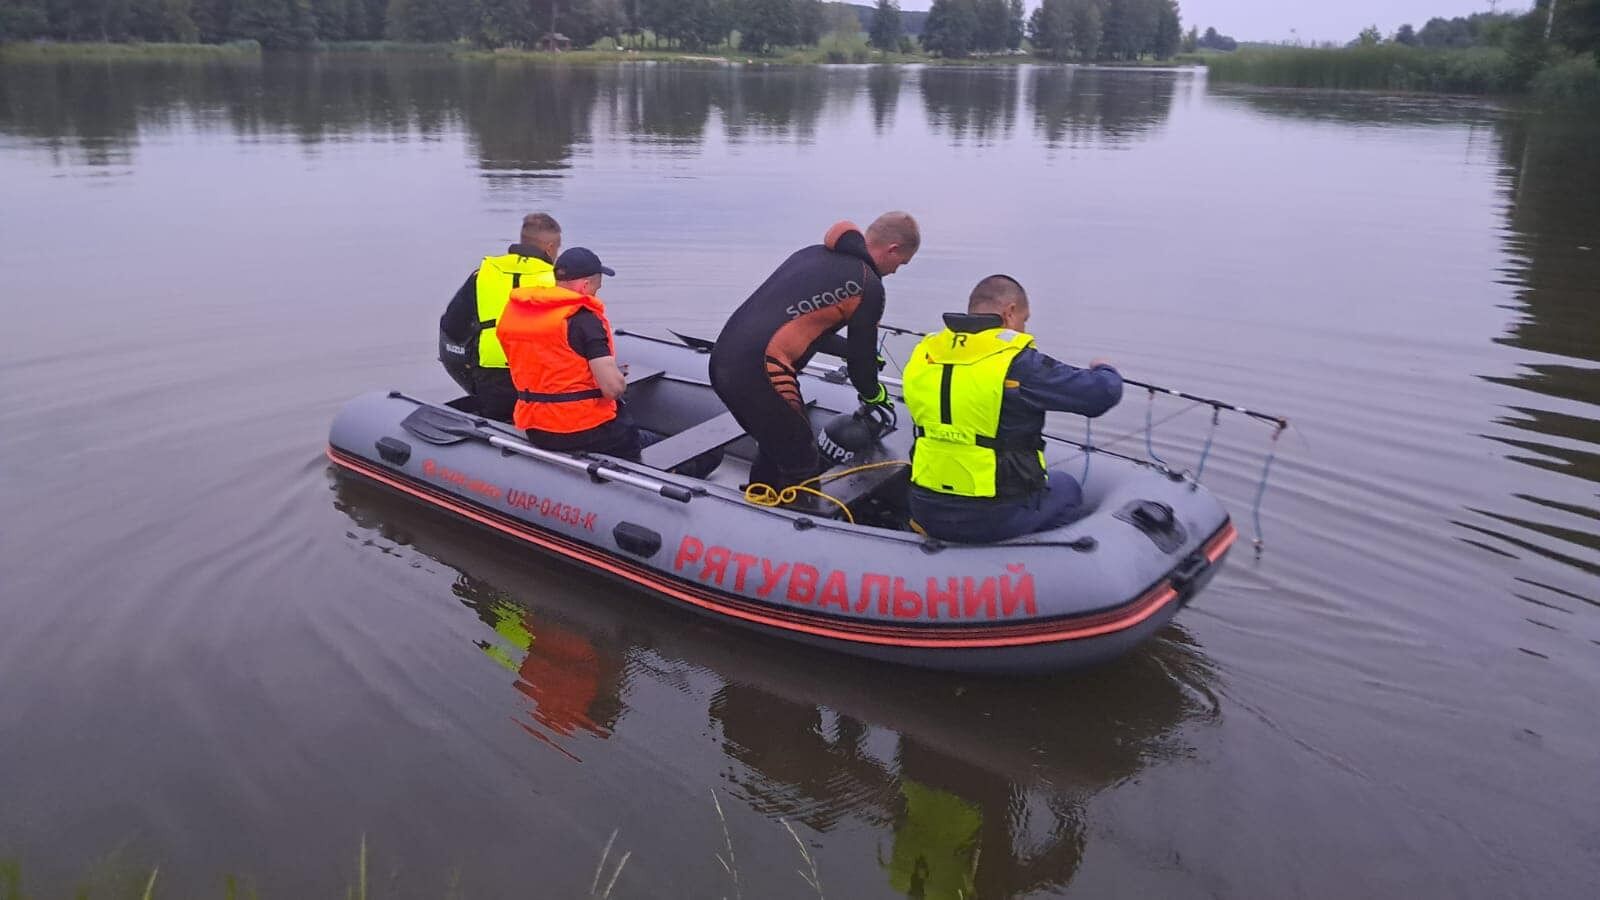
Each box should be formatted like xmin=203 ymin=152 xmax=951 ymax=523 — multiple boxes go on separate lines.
xmin=327 ymin=331 xmax=1236 ymax=673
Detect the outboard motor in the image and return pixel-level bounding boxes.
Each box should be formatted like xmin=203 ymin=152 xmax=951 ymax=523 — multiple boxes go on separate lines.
xmin=439 ymin=329 xmax=475 ymax=394
xmin=817 ymin=403 xmax=897 ymax=466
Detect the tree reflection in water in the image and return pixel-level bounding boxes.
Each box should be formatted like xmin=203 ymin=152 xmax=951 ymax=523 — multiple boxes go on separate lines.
xmin=867 ymin=65 xmax=902 ymax=134
xmin=919 ymin=67 xmax=1019 ymax=145
xmin=1216 ymin=86 xmax=1600 ymax=615
xmin=1029 ymin=67 xmax=1179 ymax=149
xmin=0 ymin=57 xmax=1202 ymax=172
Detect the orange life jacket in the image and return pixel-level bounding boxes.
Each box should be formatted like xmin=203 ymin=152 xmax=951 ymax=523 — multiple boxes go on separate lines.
xmin=498 ymin=285 xmax=618 ymax=434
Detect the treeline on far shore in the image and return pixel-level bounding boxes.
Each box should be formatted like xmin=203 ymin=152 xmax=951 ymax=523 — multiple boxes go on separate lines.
xmin=0 ymin=0 xmax=1203 ymax=64
xmin=0 ymin=0 xmax=976 ymax=55
xmin=1208 ymin=3 xmax=1600 ymax=100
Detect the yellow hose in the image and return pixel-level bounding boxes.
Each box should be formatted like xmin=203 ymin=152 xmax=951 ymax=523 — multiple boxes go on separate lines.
xmin=743 ymin=460 xmax=909 ymax=525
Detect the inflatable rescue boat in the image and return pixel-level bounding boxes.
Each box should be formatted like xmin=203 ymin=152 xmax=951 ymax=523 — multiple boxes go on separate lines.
xmin=326 ymin=332 xmax=1236 ymax=673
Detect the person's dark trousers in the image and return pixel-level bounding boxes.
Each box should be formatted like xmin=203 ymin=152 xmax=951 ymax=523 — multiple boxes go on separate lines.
xmin=909 ymin=468 xmax=1086 ymax=543
xmin=709 ymin=365 xmax=819 ymax=489
xmin=470 ymin=367 xmax=518 ymax=423
xmin=527 ymin=419 xmax=723 ymax=480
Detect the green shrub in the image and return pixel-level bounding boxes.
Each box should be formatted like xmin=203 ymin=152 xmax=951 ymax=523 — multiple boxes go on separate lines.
xmin=1530 ymin=54 xmax=1600 ymax=102
xmin=816 ymin=30 xmax=872 ymax=64
xmin=1207 ymin=45 xmax=1515 ymax=94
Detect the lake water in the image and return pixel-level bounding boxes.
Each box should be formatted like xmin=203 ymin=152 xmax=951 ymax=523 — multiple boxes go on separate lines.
xmin=1 ymin=56 xmax=1597 ymax=898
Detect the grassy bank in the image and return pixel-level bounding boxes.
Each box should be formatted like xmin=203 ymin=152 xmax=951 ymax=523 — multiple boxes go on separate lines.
xmin=317 ymin=40 xmax=466 ymax=55
xmin=463 ymin=40 xmax=1030 ymax=66
xmin=1089 ymin=53 xmax=1206 ymax=67
xmin=1206 ymin=45 xmax=1518 ymax=94
xmin=0 ymin=36 xmax=1198 ymax=69
xmin=0 ymin=40 xmax=261 ymax=61
xmin=1205 ymin=44 xmax=1600 ymax=102
xmin=455 ymin=45 xmax=740 ymax=65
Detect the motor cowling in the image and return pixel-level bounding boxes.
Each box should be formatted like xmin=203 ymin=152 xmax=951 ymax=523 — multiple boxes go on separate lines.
xmin=816 ymin=404 xmax=896 ymax=466
xmin=438 ymin=328 xmax=476 ymax=393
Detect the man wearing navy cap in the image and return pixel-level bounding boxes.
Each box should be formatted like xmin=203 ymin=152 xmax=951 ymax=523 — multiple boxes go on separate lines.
xmin=497 ymin=249 xmax=719 ymax=476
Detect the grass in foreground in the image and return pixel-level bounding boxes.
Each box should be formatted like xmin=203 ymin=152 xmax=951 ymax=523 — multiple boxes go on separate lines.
xmin=0 ymin=791 xmax=832 ymax=899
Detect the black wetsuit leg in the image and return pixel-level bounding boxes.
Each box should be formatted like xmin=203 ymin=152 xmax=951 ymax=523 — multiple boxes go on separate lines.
xmin=711 ymin=362 xmax=819 ymax=489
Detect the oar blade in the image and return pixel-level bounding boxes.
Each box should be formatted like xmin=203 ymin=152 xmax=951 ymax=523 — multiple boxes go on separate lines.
xmin=668 ymin=330 xmax=717 ymax=353
xmin=401 ymin=405 xmax=483 ymax=446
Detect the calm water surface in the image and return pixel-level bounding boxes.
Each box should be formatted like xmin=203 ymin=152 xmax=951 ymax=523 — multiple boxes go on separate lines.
xmin=1 ymin=57 xmax=1597 ymax=898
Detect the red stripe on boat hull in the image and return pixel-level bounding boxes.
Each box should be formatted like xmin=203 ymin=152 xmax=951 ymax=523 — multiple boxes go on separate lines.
xmin=327 ymin=446 xmax=1235 ymax=651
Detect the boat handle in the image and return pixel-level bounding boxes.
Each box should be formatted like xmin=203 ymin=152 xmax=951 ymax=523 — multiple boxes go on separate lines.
xmin=484 ymin=434 xmax=694 ymax=504
xmin=1169 ymin=553 xmax=1209 ymax=592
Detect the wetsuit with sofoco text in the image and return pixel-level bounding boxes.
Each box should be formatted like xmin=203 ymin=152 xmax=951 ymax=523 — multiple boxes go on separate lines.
xmin=710 ymin=224 xmax=885 ymax=489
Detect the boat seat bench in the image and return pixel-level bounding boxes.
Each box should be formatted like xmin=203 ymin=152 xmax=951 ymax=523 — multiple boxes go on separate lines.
xmin=641 ymin=403 xmax=904 ymax=518
xmin=640 ymin=410 xmax=747 ymax=471
xmin=624 ymin=367 xmax=666 ymax=386
xmin=641 ymin=398 xmax=820 ymax=472
xmin=817 ymin=443 xmax=907 ymax=518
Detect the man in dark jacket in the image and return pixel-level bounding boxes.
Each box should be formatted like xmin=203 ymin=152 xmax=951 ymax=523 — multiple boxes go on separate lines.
xmin=709 ymin=212 xmax=920 ymax=490
xmin=438 ymin=213 xmax=562 ymax=421
xmin=903 ymin=275 xmax=1122 ymax=543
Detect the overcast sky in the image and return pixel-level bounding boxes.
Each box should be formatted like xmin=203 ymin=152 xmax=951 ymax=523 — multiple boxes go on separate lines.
xmin=893 ymin=1 xmax=1532 ymax=44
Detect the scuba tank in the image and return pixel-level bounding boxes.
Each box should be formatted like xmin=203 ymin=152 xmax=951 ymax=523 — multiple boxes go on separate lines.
xmin=817 ymin=403 xmax=897 ymax=466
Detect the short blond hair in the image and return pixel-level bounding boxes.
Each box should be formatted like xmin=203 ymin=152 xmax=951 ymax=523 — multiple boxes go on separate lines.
xmin=865 ymin=211 xmax=920 ymax=255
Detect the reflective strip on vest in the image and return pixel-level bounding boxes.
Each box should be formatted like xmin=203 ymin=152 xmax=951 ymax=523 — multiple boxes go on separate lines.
xmin=496 ymin=285 xmax=618 ymax=434
xmin=902 ymin=327 xmax=1036 ymax=498
xmin=474 ymin=253 xmax=555 ymax=368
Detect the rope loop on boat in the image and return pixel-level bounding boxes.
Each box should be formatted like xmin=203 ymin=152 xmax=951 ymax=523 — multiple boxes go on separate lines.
xmin=1251 ymin=422 xmax=1286 ymax=558
xmin=1192 ymin=406 xmax=1221 ymax=487
xmin=876 ymin=330 xmax=902 ymax=375
xmin=1080 ymin=418 xmax=1092 ymax=487
xmin=745 ymin=460 xmax=910 ymax=525
xmin=1144 ymin=388 xmax=1171 ymax=470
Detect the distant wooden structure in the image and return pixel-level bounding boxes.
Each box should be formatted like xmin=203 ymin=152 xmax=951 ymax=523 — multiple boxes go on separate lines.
xmin=538 ymin=33 xmax=572 ymax=53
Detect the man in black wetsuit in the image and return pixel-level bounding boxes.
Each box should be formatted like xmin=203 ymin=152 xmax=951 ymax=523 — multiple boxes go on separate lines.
xmin=709 ymin=212 xmax=920 ymax=490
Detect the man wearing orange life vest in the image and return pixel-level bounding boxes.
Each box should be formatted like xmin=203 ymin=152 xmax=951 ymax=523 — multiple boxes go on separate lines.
xmin=497 ymin=248 xmax=719 ymax=477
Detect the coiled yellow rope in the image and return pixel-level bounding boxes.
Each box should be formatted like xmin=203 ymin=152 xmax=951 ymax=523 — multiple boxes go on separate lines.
xmin=743 ymin=460 xmax=909 ymax=525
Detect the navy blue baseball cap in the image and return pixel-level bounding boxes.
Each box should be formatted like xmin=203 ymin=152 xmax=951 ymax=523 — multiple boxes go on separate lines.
xmin=555 ymin=247 xmax=615 ymax=280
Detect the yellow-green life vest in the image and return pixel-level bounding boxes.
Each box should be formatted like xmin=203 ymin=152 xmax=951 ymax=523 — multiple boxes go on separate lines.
xmin=884 ymin=778 xmax=982 ymax=899
xmin=474 ymin=252 xmax=555 ymax=368
xmin=903 ymin=326 xmax=1046 ymax=499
